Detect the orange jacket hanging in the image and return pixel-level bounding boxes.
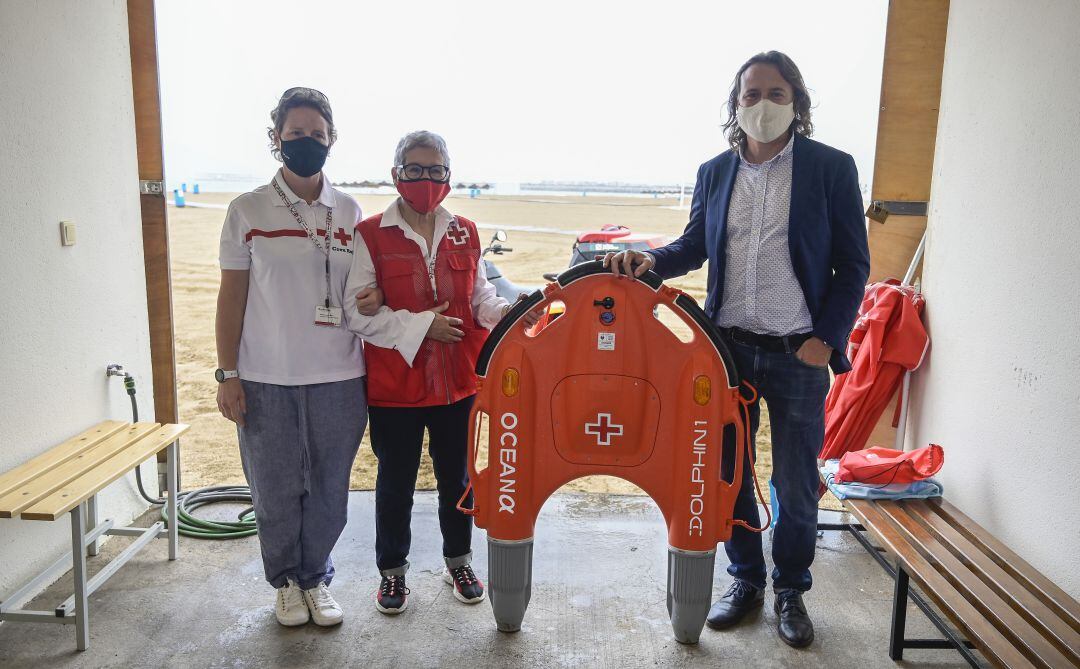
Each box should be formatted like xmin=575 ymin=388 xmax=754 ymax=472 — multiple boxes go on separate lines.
xmin=820 ymin=280 xmax=928 ymax=461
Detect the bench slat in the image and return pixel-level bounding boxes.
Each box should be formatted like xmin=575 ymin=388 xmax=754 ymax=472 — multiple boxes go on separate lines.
xmin=906 ymin=501 xmax=1080 ymax=665
xmin=933 ymin=499 xmax=1080 ymax=634
xmin=848 ymin=500 xmax=1034 ymax=669
xmin=878 ymin=502 xmax=1073 ymax=668
xmin=20 ymin=424 xmax=188 ymax=521
xmin=0 ymin=423 xmax=160 ymax=519
xmin=0 ymin=421 xmax=128 ymax=500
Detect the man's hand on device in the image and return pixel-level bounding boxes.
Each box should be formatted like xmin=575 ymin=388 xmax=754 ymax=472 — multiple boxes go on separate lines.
xmin=602 ymin=250 xmax=654 ymax=278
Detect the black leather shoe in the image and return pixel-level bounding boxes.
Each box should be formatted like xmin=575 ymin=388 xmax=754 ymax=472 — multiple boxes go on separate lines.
xmin=774 ymin=589 xmax=814 ymax=648
xmin=706 ymin=580 xmax=764 ymax=629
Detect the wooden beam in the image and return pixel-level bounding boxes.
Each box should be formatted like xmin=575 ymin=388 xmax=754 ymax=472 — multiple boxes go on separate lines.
xmin=861 ymin=0 xmax=949 ymax=448
xmin=127 ymin=0 xmax=178 ymax=488
xmin=867 ymin=0 xmax=949 ymax=283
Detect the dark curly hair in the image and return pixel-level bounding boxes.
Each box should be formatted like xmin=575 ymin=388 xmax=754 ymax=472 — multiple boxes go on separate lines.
xmin=721 ymin=51 xmax=813 ymax=150
xmin=267 ymin=87 xmax=337 ymax=161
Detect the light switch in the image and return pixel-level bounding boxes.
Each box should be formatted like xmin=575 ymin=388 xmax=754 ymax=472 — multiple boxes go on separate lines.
xmin=60 ymin=220 xmax=76 ymax=246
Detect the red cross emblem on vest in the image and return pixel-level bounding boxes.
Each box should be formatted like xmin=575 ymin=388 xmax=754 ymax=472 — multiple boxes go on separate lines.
xmin=333 ymin=227 xmax=352 ymax=246
xmin=585 ymin=413 xmax=623 ymax=447
xmin=447 ymin=223 xmax=470 ymax=246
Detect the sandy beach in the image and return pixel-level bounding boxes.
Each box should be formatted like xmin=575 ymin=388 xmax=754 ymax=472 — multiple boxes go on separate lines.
xmin=169 ymin=189 xmax=830 ymax=507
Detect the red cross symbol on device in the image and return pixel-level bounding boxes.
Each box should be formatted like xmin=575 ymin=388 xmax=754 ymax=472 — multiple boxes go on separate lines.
xmin=585 ymin=413 xmax=624 ymax=447
xmin=447 ymin=223 xmax=470 ymax=246
xmin=333 ymin=227 xmax=352 ymax=246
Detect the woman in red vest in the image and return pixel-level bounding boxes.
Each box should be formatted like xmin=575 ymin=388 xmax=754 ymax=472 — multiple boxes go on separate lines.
xmin=344 ymin=130 xmax=539 ymax=615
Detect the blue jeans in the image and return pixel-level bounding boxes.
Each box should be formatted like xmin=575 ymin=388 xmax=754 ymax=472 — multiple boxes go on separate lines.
xmin=721 ymin=338 xmax=830 ymax=593
xmin=368 ymin=395 xmax=475 ymax=576
xmin=238 ymin=377 xmax=367 ymax=590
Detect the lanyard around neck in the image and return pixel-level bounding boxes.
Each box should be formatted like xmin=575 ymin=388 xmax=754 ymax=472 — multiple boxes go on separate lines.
xmin=273 ymin=179 xmax=335 ymax=307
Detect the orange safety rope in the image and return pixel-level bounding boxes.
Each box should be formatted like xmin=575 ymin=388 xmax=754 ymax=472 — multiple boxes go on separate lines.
xmin=732 ymin=381 xmax=773 ymax=533
xmin=456 ymin=423 xmax=481 ymax=516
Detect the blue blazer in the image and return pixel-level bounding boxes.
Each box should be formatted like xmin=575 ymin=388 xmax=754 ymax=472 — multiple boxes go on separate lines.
xmin=651 ymin=133 xmax=870 ymax=373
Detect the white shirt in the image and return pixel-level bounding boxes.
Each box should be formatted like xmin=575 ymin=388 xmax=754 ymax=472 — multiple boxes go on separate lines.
xmin=219 ymin=170 xmax=366 ymax=385
xmin=344 ymin=199 xmax=510 ymax=366
xmin=715 ymin=134 xmax=814 ymax=336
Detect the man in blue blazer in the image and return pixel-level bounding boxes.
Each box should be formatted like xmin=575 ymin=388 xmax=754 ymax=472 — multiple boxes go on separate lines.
xmin=606 ymin=51 xmax=870 ymax=649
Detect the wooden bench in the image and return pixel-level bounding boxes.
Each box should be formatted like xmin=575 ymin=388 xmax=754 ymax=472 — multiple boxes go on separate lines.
xmin=821 ymin=498 xmax=1080 ymax=668
xmin=0 ymin=420 xmax=187 ymax=651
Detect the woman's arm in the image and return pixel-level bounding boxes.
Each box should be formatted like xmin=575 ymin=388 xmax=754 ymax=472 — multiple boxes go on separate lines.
xmin=343 ymin=231 xmax=455 ymax=365
xmin=470 ymin=258 xmax=542 ymax=329
xmin=216 ymin=269 xmax=249 ymax=426
xmin=471 ymin=257 xmax=510 ymax=330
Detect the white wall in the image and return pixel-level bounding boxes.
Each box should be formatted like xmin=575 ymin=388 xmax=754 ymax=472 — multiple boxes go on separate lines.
xmin=0 ymin=0 xmax=156 ymax=598
xmin=907 ymin=0 xmax=1080 ymax=598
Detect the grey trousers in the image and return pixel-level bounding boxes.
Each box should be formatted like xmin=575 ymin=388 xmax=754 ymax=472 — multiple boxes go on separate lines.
xmin=238 ymin=377 xmax=367 ymax=589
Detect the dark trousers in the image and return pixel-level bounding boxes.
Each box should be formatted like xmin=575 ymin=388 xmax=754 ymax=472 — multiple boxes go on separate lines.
xmin=369 ymin=395 xmax=475 ymax=575
xmin=721 ymin=337 xmax=831 ymax=592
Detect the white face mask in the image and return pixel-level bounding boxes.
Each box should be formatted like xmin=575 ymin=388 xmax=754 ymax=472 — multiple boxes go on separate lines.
xmin=736 ymin=99 xmax=795 ymax=143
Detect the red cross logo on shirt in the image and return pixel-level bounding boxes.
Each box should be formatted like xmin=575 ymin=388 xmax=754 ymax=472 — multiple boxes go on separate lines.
xmin=333 ymin=227 xmax=352 ymax=246
xmin=447 ymin=224 xmax=470 ymax=246
xmin=585 ymin=413 xmax=624 ymax=447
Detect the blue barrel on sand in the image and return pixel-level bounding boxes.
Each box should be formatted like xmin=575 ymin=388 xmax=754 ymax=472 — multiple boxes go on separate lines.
xmin=181 ymin=182 xmax=187 ymax=193
xmin=193 ymin=183 xmax=200 ymax=195
xmin=173 ymin=189 xmax=186 ymax=208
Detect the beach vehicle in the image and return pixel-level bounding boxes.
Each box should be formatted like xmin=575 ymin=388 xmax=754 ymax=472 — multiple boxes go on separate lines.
xmin=543 ymin=225 xmax=669 ymax=281
xmin=482 ymin=230 xmax=537 ymax=302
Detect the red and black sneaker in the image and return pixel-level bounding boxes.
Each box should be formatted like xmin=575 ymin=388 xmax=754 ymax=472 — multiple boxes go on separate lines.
xmin=444 ymin=564 xmax=485 ymax=604
xmin=375 ymin=575 xmax=409 ymax=615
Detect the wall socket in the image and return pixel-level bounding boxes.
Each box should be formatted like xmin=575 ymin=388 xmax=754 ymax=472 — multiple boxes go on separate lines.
xmin=60 ymin=220 xmax=76 ymax=246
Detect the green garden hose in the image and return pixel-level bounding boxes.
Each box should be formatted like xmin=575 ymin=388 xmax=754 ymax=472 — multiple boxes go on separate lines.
xmin=112 ymin=367 xmax=258 ymax=540
xmin=159 ymin=486 xmax=258 ymax=539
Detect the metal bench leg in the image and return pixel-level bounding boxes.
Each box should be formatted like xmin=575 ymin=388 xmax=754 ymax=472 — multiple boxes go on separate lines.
xmin=889 ymin=563 xmax=910 ymax=660
xmin=70 ymin=503 xmax=90 ymax=651
xmin=86 ymin=494 xmax=100 ymax=557
xmin=166 ymin=441 xmax=179 ymax=560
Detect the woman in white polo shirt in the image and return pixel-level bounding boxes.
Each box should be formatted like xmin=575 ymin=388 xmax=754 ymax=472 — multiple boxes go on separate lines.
xmin=215 ymin=87 xmax=379 ymax=628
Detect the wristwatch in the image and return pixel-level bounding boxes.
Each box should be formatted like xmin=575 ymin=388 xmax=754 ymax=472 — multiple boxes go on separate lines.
xmin=215 ymin=368 xmax=239 ymax=383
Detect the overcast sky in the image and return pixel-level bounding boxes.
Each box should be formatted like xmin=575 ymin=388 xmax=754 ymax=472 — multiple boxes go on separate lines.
xmin=156 ymin=0 xmax=887 ymax=187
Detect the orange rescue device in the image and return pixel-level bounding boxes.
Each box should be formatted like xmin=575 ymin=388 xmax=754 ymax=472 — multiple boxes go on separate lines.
xmin=462 ymin=261 xmax=755 ymax=644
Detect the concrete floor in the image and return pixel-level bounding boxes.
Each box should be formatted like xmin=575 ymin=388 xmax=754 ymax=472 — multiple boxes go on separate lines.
xmin=0 ymin=492 xmax=976 ymax=669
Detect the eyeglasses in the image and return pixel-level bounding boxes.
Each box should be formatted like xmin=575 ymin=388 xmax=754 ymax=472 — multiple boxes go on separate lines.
xmin=396 ymin=163 xmax=451 ymax=183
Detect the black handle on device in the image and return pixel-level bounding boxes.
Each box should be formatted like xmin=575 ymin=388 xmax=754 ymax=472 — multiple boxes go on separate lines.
xmin=475 ymin=260 xmax=740 ymax=388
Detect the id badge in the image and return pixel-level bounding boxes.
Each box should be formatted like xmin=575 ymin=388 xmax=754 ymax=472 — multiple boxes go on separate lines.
xmin=314 ymin=305 xmax=343 ymax=327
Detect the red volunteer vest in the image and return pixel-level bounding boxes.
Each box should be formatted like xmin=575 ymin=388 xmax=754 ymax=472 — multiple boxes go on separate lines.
xmin=357 ymin=213 xmax=487 ymax=408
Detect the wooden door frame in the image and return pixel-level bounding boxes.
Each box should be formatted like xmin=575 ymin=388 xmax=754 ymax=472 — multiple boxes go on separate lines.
xmin=127 ymin=0 xmax=179 ymax=492
xmin=867 ymin=0 xmax=950 ymax=282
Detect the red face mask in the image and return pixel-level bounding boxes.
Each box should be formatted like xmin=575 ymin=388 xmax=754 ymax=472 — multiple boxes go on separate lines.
xmin=396 ymin=179 xmax=451 ymax=214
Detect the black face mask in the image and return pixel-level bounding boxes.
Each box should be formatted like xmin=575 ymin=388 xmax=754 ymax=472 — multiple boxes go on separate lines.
xmin=280 ymin=136 xmax=329 ymax=177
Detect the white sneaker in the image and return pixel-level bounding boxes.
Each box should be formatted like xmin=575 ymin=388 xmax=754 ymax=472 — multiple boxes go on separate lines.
xmin=275 ymin=581 xmax=310 ymax=626
xmin=303 ymin=583 xmax=344 ymax=626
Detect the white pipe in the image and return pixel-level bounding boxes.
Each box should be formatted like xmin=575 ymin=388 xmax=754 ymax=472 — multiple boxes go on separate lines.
xmin=903 ymin=232 xmax=927 ymax=286
xmin=894 ymin=371 xmax=912 ymax=451
xmin=895 ymin=229 xmax=927 ymax=451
